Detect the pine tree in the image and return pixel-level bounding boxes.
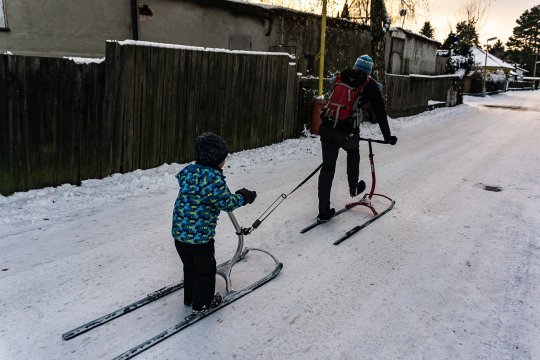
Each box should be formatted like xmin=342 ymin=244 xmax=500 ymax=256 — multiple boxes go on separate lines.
xmin=441 ymin=32 xmax=460 ymax=50
xmin=419 ymin=21 xmax=435 ymax=39
xmin=506 ymin=5 xmax=540 ymax=73
xmin=489 ymin=39 xmax=505 ymax=59
xmin=441 ymin=31 xmax=475 ymax=74
xmin=455 ymin=21 xmax=479 ymax=46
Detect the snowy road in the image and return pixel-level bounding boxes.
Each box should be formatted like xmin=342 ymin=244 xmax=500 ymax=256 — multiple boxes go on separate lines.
xmin=1 ymin=91 xmax=539 ymax=360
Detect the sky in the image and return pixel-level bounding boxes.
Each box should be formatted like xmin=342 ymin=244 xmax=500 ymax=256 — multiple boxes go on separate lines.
xmin=411 ymin=0 xmax=539 ymax=44
xmin=247 ymin=0 xmax=539 ymax=45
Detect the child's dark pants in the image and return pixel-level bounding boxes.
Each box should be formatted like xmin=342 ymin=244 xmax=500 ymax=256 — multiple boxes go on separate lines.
xmin=174 ymin=239 xmax=217 ymax=309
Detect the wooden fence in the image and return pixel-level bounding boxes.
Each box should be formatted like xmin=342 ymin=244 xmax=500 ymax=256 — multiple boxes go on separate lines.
xmin=297 ymin=74 xmax=463 ymax=126
xmin=385 ymin=74 xmax=462 ymax=118
xmin=0 ymin=41 xmax=299 ymax=195
xmin=0 ymin=56 xmax=105 ymax=195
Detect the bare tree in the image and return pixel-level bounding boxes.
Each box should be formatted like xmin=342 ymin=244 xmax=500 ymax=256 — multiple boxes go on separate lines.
xmin=458 ymin=0 xmax=492 ymax=28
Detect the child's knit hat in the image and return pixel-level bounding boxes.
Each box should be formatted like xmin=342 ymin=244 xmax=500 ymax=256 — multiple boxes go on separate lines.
xmin=353 ymin=55 xmax=374 ymax=74
xmin=194 ymin=132 xmax=229 ymax=167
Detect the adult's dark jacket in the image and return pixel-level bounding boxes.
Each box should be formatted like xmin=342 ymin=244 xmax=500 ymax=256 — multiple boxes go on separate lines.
xmin=321 ymin=68 xmax=392 ymax=141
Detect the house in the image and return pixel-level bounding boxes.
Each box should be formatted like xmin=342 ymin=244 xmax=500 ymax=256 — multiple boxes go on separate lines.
xmin=0 ymin=0 xmax=371 ymax=75
xmin=470 ymin=46 xmax=514 ymax=74
xmin=508 ymin=66 xmax=529 ymax=81
xmin=384 ymin=27 xmax=441 ymax=76
xmin=462 ymin=47 xmax=514 ymax=94
xmin=1 ymin=0 xmax=448 ymax=77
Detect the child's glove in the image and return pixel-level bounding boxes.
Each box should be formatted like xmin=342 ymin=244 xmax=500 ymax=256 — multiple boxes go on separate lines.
xmin=235 ymin=188 xmax=257 ymax=204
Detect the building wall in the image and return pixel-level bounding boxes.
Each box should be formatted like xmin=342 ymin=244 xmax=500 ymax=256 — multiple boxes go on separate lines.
xmin=0 ymin=0 xmax=369 ymax=75
xmin=138 ymin=1 xmax=370 ymax=75
xmin=0 ymin=1 xmax=437 ymax=77
xmin=385 ymin=29 xmax=439 ymax=75
xmin=138 ymin=1 xmax=269 ymax=51
xmin=0 ymin=0 xmax=131 ymax=57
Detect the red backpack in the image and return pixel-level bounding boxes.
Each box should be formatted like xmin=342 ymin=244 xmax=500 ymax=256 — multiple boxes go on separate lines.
xmin=325 ymin=75 xmax=370 ymax=126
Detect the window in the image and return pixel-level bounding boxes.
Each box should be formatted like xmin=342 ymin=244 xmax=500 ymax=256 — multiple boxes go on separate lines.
xmin=0 ymin=0 xmax=8 ymax=31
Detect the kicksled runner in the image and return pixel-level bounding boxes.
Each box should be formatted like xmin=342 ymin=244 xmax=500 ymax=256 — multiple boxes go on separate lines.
xmin=301 ymin=137 xmax=395 ymax=245
xmin=62 ymin=212 xmax=282 ymax=360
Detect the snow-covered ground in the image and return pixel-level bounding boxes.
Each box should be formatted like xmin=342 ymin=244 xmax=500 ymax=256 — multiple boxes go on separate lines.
xmin=1 ymin=91 xmax=539 ymax=360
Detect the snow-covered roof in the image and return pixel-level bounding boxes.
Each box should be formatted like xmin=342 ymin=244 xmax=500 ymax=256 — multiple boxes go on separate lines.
xmin=389 ymin=27 xmax=441 ymax=45
xmin=471 ymin=47 xmax=514 ymax=70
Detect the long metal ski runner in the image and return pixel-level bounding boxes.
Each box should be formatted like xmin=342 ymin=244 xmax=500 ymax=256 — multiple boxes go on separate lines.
xmin=62 ymin=250 xmax=249 ymax=341
xmin=333 ymin=200 xmax=395 ymax=245
xmin=112 ymin=262 xmax=283 ymax=360
xmin=299 ymin=207 xmax=351 ymax=233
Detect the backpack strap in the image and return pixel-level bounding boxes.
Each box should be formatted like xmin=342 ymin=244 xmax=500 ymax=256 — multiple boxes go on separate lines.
xmin=351 ymin=75 xmax=372 ymax=128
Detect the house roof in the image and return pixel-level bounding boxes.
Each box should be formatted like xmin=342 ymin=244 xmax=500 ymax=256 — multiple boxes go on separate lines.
xmin=390 ymin=27 xmax=441 ymax=45
xmin=471 ymin=47 xmax=514 ymax=70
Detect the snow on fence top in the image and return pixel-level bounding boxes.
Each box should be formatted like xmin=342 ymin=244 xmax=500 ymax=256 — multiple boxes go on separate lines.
xmin=113 ymin=40 xmax=295 ymax=59
xmin=410 ymin=74 xmax=462 ymax=79
xmin=64 ymin=57 xmax=105 ymax=65
xmin=388 ymin=73 xmax=461 ymax=79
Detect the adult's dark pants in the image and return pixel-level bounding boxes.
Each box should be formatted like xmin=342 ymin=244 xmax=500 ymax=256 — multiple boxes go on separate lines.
xmin=318 ymin=125 xmax=360 ymax=213
xmin=174 ymin=240 xmax=217 ymax=309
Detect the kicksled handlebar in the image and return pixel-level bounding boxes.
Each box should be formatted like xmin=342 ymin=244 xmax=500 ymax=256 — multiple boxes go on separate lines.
xmin=359 ymin=137 xmax=390 ymax=144
xmin=244 ymin=137 xmax=391 ymax=234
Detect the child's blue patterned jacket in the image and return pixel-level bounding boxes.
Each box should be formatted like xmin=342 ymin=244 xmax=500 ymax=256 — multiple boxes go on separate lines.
xmin=172 ymin=163 xmax=245 ymax=244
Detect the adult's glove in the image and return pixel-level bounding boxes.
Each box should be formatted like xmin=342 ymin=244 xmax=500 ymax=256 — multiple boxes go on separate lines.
xmin=235 ymin=188 xmax=257 ymax=204
xmin=387 ymin=136 xmax=398 ymax=145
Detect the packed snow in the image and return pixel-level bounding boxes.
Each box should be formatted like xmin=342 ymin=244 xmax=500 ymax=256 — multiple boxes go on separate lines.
xmin=1 ymin=91 xmax=539 ymax=360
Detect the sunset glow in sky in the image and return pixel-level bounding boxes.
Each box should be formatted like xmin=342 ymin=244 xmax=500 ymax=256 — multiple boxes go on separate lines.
xmin=248 ymin=0 xmax=539 ymax=44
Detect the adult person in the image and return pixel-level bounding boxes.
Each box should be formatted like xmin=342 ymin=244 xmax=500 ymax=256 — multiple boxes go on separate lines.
xmin=317 ymin=55 xmax=397 ymax=222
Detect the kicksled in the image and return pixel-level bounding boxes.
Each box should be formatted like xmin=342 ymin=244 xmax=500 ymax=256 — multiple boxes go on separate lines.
xmin=301 ymin=137 xmax=395 ymax=245
xmin=62 ymin=212 xmax=282 ymax=360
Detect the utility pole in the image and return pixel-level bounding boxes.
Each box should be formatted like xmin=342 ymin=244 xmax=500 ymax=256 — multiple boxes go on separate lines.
xmin=534 ymin=23 xmax=539 ymax=90
xmin=370 ymin=0 xmax=391 ymax=97
xmin=317 ymin=0 xmax=328 ymax=96
xmin=533 ymin=57 xmax=539 ymax=90
xmin=481 ymin=37 xmax=497 ymax=97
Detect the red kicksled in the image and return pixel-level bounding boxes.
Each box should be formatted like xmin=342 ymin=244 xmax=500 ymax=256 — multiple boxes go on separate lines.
xmin=301 ymin=137 xmax=395 ymax=245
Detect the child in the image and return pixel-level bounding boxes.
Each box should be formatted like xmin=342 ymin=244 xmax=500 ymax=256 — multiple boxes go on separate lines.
xmin=172 ymin=132 xmax=256 ymax=312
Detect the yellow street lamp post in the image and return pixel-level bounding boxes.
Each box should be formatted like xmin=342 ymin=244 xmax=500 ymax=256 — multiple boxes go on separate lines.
xmin=533 ymin=58 xmax=539 ymax=90
xmin=318 ymin=0 xmax=328 ymax=97
xmin=481 ymin=37 xmax=497 ymax=97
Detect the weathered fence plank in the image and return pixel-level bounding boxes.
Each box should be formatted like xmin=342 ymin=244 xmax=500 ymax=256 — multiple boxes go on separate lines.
xmin=0 ymin=43 xmax=297 ymax=196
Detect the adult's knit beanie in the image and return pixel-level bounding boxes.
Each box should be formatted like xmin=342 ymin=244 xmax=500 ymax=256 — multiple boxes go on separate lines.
xmin=194 ymin=132 xmax=229 ymax=167
xmin=353 ymin=55 xmax=374 ymax=74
